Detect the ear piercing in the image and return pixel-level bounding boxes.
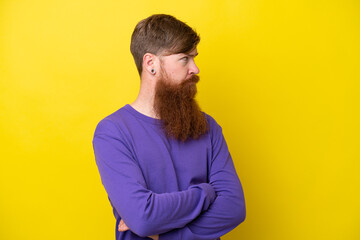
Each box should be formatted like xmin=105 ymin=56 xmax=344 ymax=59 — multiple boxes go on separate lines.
xmin=151 ymin=68 xmax=156 ymax=74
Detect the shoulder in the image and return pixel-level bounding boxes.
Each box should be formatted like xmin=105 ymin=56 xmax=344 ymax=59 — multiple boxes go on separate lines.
xmin=203 ymin=112 xmax=223 ymax=139
xmin=93 ymin=105 xmax=131 ymax=137
xmin=202 ymin=112 xmax=228 ymax=157
xmin=203 ymin=112 xmax=222 ymax=129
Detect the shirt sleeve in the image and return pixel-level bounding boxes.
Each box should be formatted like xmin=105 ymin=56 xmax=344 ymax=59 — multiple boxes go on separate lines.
xmin=92 ymin=118 xmax=217 ymax=238
xmin=159 ymin=117 xmax=246 ymax=240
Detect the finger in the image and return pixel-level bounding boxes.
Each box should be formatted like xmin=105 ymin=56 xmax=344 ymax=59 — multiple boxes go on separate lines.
xmin=118 ymin=226 xmax=128 ymax=231
xmin=148 ymin=235 xmax=159 ymax=240
xmin=118 ymin=219 xmax=123 ymax=231
xmin=118 ymin=220 xmax=130 ymax=232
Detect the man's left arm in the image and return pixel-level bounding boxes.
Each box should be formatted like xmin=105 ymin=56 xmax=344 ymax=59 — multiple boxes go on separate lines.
xmin=159 ymin=118 xmax=246 ymax=240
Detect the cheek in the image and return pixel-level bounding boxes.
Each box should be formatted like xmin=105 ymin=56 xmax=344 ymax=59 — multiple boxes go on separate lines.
xmin=169 ymin=68 xmax=188 ymax=81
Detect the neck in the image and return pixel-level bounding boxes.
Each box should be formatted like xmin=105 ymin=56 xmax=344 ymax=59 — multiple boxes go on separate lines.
xmin=130 ymin=76 xmax=158 ymax=119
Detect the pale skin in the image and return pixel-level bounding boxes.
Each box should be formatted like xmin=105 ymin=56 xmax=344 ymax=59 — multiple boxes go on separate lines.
xmin=130 ymin=48 xmax=199 ymax=118
xmin=118 ymin=48 xmax=199 ymax=239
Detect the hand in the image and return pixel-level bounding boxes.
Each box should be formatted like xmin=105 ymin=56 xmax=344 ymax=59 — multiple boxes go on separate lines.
xmin=118 ymin=219 xmax=130 ymax=232
xmin=118 ymin=219 xmax=159 ymax=240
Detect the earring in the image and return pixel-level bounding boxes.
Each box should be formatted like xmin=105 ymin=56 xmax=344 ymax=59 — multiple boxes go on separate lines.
xmin=151 ymin=68 xmax=156 ymax=74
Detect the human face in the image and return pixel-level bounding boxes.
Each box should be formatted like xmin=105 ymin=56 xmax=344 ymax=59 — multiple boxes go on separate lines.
xmin=154 ymin=48 xmax=207 ymax=141
xmin=158 ymin=48 xmax=199 ymax=85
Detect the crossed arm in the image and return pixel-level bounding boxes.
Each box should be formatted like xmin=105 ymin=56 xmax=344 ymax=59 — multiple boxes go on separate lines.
xmin=93 ymin=118 xmax=245 ymax=239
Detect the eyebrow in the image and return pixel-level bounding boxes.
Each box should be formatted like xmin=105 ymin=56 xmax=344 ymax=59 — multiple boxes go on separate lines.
xmin=187 ymin=52 xmax=198 ymax=57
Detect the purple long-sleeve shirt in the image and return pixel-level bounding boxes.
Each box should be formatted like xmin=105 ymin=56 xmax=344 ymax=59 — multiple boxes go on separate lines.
xmin=92 ymin=104 xmax=246 ymax=240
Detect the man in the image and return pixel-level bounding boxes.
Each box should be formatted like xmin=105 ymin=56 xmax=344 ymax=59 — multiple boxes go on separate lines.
xmin=93 ymin=14 xmax=246 ymax=240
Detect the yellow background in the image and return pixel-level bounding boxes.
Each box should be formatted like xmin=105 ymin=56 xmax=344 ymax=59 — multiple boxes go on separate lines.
xmin=1 ymin=0 xmax=359 ymax=239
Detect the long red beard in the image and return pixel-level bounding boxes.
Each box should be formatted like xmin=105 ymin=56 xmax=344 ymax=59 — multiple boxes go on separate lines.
xmin=153 ymin=74 xmax=208 ymax=141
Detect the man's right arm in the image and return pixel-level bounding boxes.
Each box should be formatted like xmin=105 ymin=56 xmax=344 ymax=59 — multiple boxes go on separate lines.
xmin=92 ymin=119 xmax=216 ymax=238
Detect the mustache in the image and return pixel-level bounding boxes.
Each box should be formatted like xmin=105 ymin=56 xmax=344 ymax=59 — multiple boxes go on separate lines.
xmin=183 ymin=75 xmax=200 ymax=85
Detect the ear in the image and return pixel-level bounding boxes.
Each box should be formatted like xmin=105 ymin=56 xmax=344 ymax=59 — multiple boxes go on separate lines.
xmin=142 ymin=53 xmax=158 ymax=76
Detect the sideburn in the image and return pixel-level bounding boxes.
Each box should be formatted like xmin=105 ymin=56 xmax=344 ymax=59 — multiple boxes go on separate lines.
xmin=154 ymin=75 xmax=209 ymax=142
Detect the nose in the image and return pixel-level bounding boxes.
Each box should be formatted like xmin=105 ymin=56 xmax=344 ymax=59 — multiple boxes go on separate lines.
xmin=189 ymin=60 xmax=200 ymax=75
